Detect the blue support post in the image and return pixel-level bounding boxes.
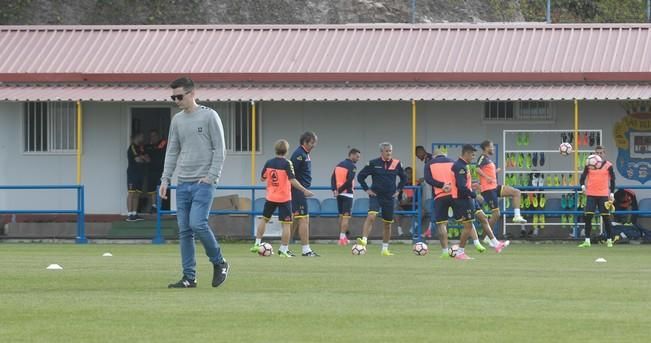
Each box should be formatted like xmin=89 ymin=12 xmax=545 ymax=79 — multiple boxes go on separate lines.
xmin=152 ymin=187 xmax=165 ymax=244
xmin=76 ymin=185 xmax=88 ymax=244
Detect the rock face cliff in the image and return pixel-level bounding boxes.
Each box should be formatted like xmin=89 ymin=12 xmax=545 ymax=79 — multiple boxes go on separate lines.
xmin=1 ymin=0 xmax=524 ymax=25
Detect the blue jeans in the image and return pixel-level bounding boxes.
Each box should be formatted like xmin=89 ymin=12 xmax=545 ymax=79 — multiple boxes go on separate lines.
xmin=176 ymin=181 xmax=223 ymax=280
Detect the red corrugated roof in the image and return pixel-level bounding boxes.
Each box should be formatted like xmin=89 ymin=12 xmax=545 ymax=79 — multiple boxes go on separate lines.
xmin=0 ymin=24 xmax=650 ymax=83
xmin=2 ymin=83 xmax=650 ymax=101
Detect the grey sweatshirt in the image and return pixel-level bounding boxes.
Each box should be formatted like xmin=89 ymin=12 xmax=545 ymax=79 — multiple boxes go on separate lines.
xmin=160 ymin=105 xmax=226 ymax=185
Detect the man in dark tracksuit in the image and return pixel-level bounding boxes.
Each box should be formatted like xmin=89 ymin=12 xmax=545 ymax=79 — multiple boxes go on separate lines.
xmin=289 ymin=131 xmax=319 ymax=257
xmin=356 ymin=142 xmax=407 ymax=256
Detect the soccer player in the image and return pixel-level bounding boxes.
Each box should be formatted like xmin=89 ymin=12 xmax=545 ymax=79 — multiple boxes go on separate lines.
xmin=331 ymin=148 xmax=361 ymax=246
xmin=289 ymin=131 xmax=320 ymax=256
xmin=424 ymin=149 xmax=455 ymax=258
xmin=476 ymin=140 xmax=527 ymax=229
xmin=579 ymin=145 xmax=616 ymax=248
xmin=160 ymin=77 xmax=229 ymax=288
xmin=251 ymin=140 xmax=314 ymax=257
xmin=126 ymin=132 xmax=148 ymax=222
xmin=356 ymin=142 xmax=407 ymax=256
xmin=450 ymin=144 xmax=486 ymax=260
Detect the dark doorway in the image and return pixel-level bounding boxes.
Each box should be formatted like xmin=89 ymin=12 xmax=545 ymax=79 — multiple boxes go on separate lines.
xmin=131 ymin=107 xmax=172 ymax=212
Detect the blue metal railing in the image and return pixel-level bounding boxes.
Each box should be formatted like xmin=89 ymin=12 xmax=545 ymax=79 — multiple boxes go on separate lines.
xmin=0 ymin=185 xmax=86 ymax=243
xmin=154 ymin=185 xmax=422 ymax=244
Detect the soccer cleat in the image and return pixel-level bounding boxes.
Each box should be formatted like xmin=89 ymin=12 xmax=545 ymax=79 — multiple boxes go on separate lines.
xmin=134 ymin=215 xmax=145 ymax=221
xmin=381 ymin=249 xmax=395 ymax=256
xmin=578 ymin=241 xmax=591 ymax=248
xmin=539 ymin=194 xmax=546 ymax=208
xmin=483 ymin=235 xmax=494 ymax=247
xmin=356 ymin=237 xmax=368 ymax=247
xmin=512 ymin=215 xmax=527 ymax=224
xmin=495 ymin=241 xmax=507 ymax=253
xmin=302 ymin=250 xmax=320 ymax=257
xmin=423 ymin=227 xmax=432 ymax=238
xmin=540 ymin=214 xmax=545 ymax=229
xmin=250 ymin=244 xmax=260 ymax=253
xmin=539 ymin=152 xmax=545 ymax=166
xmin=338 ymin=237 xmax=350 ymax=246
xmin=525 ymin=153 xmax=532 ymax=168
xmin=532 ymin=214 xmax=538 ymax=229
xmin=561 ymin=194 xmax=567 ymax=209
xmin=440 ymin=251 xmax=452 ymax=259
xmin=454 ymin=252 xmax=474 ymax=260
xmin=278 ymin=250 xmax=294 ymax=258
xmin=532 ymin=152 xmax=538 ymax=167
xmin=532 ymin=193 xmax=539 ymax=208
xmin=517 ymin=153 xmax=524 ymax=168
xmin=475 ymin=243 xmax=486 ymax=253
xmin=516 ymin=132 xmax=523 ymax=146
xmin=168 ymin=276 xmax=197 ymax=288
xmin=212 ymin=260 xmax=229 ymax=288
xmin=554 ymin=175 xmax=561 ymax=186
xmin=607 ymin=239 xmax=613 ymax=248
xmin=125 ymin=215 xmax=138 ymax=222
xmin=505 ymin=197 xmax=510 ymax=209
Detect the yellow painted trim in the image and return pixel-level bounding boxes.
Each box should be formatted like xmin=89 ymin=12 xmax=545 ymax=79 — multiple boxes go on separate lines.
xmin=411 ymin=100 xmax=416 ymax=185
xmin=251 ymin=101 xmax=256 ymax=185
xmin=76 ymin=101 xmax=82 ymax=184
xmin=574 ymin=100 xmax=579 ymax=185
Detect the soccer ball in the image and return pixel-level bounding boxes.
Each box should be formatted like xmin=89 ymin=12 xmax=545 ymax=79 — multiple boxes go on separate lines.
xmin=448 ymin=244 xmax=460 ymax=257
xmin=351 ymin=244 xmax=367 ymax=256
xmin=412 ymin=242 xmax=428 ymax=256
xmin=586 ymin=154 xmax=603 ymax=169
xmin=559 ymin=142 xmax=573 ymax=156
xmin=257 ymin=242 xmax=273 ymax=256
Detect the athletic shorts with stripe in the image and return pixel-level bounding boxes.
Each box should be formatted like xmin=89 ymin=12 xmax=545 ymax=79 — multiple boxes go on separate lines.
xmin=585 ymin=196 xmax=609 ymax=216
xmin=291 ymin=188 xmax=308 ymax=218
xmin=480 ymin=185 xmax=503 ymax=210
xmin=453 ymin=198 xmax=476 ymax=222
xmin=337 ymin=195 xmax=353 ymax=217
xmin=262 ymin=200 xmax=293 ymax=223
xmin=369 ymin=195 xmax=395 ymax=223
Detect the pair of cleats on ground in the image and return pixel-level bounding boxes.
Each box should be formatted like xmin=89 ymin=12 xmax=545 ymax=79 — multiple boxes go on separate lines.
xmin=442 ymin=238 xmax=511 ymax=260
xmin=167 ymin=260 xmax=230 ymax=289
xmin=578 ymin=239 xmax=613 ymax=248
xmin=249 ymin=244 xmax=320 ymax=257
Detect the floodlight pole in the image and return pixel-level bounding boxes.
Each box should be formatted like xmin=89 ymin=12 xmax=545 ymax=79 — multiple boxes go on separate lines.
xmin=647 ymin=0 xmax=650 ymax=23
xmin=546 ymin=0 xmax=551 ymax=23
xmin=411 ymin=0 xmax=416 ymax=23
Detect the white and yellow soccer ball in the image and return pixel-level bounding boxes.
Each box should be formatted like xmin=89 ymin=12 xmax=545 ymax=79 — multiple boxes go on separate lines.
xmin=257 ymin=242 xmax=274 ymax=256
xmin=351 ymin=244 xmax=367 ymax=256
xmin=448 ymin=244 xmax=460 ymax=257
xmin=412 ymin=242 xmax=428 ymax=256
xmin=586 ymin=154 xmax=603 ymax=169
xmin=559 ymin=142 xmax=573 ymax=156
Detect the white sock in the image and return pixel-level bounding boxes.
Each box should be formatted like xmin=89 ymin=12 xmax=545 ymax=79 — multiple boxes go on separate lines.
xmin=458 ymin=247 xmax=465 ymax=254
xmin=255 ymin=238 xmax=261 ymax=245
xmin=362 ymin=236 xmax=368 ymax=241
xmin=442 ymin=248 xmax=448 ymax=255
xmin=279 ymin=245 xmax=288 ymax=253
xmin=473 ymin=240 xmax=481 ymax=246
xmin=491 ymin=238 xmax=500 ymax=246
xmin=302 ymin=245 xmax=311 ymax=254
xmin=339 ymin=232 xmax=346 ymax=239
xmin=585 ymin=238 xmax=590 ymax=243
xmin=514 ymin=208 xmax=521 ymax=217
xmin=382 ymin=243 xmax=389 ymax=251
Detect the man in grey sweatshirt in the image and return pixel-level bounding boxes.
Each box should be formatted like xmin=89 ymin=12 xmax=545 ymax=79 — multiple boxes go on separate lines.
xmin=159 ymin=77 xmax=229 ymax=288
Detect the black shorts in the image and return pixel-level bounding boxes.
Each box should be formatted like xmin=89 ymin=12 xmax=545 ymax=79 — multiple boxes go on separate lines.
xmin=585 ymin=196 xmax=609 ymax=216
xmin=337 ymin=195 xmax=353 ymax=217
xmin=262 ymin=201 xmax=293 ymax=223
xmin=145 ymin=173 xmax=160 ymax=194
xmin=127 ymin=171 xmax=144 ymax=193
xmin=481 ymin=185 xmax=503 ymax=210
xmin=433 ymin=195 xmax=454 ymax=224
xmin=453 ymin=198 xmax=476 ymax=222
xmin=291 ymin=188 xmax=308 ymax=218
xmin=369 ymin=195 xmax=395 ymax=223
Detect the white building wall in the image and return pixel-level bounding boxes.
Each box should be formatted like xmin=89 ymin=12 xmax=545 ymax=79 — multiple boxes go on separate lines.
xmin=0 ymin=100 xmax=644 ymax=214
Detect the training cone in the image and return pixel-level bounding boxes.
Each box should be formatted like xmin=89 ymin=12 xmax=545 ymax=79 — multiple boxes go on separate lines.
xmin=46 ymin=264 xmax=63 ymax=270
xmin=595 ymin=258 xmax=607 ymax=263
xmin=102 ymin=252 xmax=113 ymax=257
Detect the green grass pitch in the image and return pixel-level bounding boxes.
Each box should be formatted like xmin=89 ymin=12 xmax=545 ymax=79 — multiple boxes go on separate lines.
xmin=0 ymin=243 xmax=649 ymax=342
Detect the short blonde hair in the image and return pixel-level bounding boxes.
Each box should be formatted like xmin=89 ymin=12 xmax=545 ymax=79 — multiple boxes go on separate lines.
xmin=275 ymin=139 xmax=289 ymax=156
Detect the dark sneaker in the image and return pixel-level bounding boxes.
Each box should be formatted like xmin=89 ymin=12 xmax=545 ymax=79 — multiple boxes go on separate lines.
xmin=133 ymin=215 xmax=145 ymax=221
xmin=168 ymin=277 xmax=197 ymax=288
xmin=212 ymin=260 xmax=229 ymax=288
xmin=302 ymin=251 xmax=320 ymax=257
xmin=286 ymin=250 xmax=296 ymax=257
xmin=125 ymin=215 xmax=137 ymax=222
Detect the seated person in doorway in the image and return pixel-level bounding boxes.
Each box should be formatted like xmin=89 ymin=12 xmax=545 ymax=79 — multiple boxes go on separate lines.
xmin=145 ymin=129 xmax=168 ymax=213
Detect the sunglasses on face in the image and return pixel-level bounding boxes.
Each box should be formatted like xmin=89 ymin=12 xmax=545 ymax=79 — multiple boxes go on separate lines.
xmin=170 ymin=91 xmax=191 ymax=101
